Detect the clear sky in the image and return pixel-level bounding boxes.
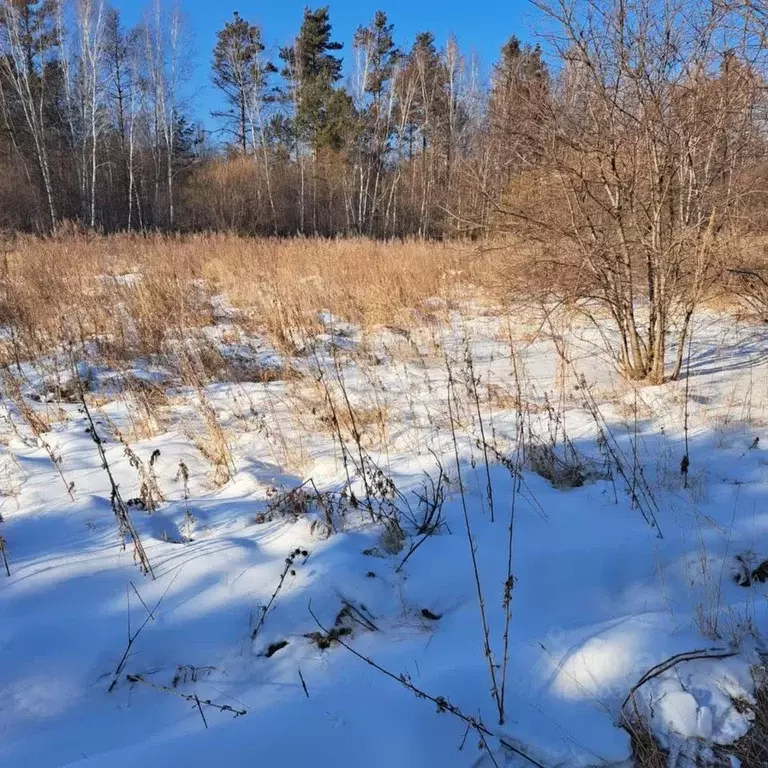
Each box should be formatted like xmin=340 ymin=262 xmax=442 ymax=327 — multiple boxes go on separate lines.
xmin=113 ymin=0 xmax=539 ymax=134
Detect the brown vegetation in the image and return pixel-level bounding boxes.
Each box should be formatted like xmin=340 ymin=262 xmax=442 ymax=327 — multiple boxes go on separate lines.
xmin=4 ymin=0 xmax=768 ymax=384
xmin=0 ymin=234 xmax=481 ymax=365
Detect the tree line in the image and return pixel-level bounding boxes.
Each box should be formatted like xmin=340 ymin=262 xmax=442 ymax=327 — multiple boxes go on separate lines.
xmin=4 ymin=0 xmax=768 ymax=382
xmin=0 ymin=0 xmax=547 ymax=236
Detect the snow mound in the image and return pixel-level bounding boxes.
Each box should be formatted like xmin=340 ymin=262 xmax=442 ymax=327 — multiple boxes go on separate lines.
xmin=631 ymin=653 xmax=756 ymax=763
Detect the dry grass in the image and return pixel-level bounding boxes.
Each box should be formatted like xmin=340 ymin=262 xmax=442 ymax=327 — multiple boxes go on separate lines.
xmin=721 ymin=673 xmax=768 ymax=767
xmin=184 ymin=390 xmax=235 ymax=487
xmin=0 ymin=233 xmax=488 ymax=367
xmin=624 ymin=718 xmax=667 ymax=768
xmin=288 ymin=374 xmax=390 ymax=448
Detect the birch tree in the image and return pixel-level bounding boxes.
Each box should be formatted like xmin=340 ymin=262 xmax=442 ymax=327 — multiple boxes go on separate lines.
xmin=76 ymin=0 xmax=106 ymax=228
xmin=0 ymin=0 xmax=58 ymax=227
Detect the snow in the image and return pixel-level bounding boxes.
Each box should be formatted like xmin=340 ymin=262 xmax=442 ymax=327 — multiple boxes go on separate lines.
xmin=632 ymin=653 xmax=757 ymax=755
xmin=96 ymin=271 xmax=143 ymax=288
xmin=1 ymin=305 xmax=768 ymax=767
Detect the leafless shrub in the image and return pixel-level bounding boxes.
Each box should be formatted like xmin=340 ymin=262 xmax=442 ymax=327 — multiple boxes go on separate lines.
xmin=256 ymin=480 xmax=356 ymax=539
xmin=496 ymin=0 xmax=758 ymax=383
xmin=729 ymin=268 xmax=768 ymax=322
xmin=526 ymin=440 xmax=585 ymax=488
xmin=397 ymin=461 xmax=447 ymax=573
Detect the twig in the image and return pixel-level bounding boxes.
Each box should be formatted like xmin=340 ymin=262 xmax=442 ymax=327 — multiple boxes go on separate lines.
xmin=500 ymin=341 xmax=524 ymax=715
xmin=713 ymin=487 xmax=741 ymax=636
xmin=396 ymin=459 xmax=446 ymax=573
xmin=126 ymin=674 xmax=247 ymax=718
xmin=307 ymin=603 xmax=545 ymax=768
xmin=309 ymin=346 xmax=357 ymax=510
xmin=108 ymin=569 xmax=182 ymax=692
xmin=194 ymin=694 xmax=209 ymax=728
xmin=396 ymin=530 xmax=433 ymax=574
xmin=331 ymin=347 xmax=376 ymax=521
xmin=129 ymin=580 xmax=155 ymax=620
xmin=621 ymin=647 xmax=737 ymax=716
xmin=576 ymin=371 xmax=663 ymax=538
xmin=445 ymin=358 xmax=504 ymax=725
xmin=682 ymin=327 xmax=693 ymax=488
xmin=298 ymin=668 xmax=310 ymax=698
xmin=0 ymin=535 xmax=9 ymax=576
xmin=341 ymin=598 xmax=379 ymax=632
xmin=251 ymin=548 xmax=309 ymax=640
xmin=464 ymin=340 xmax=495 ymax=522
xmin=738 ymin=437 xmax=759 ymax=459
xmin=76 ymin=377 xmax=154 ymax=577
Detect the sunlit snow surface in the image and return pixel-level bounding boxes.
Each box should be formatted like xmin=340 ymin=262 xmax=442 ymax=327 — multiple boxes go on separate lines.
xmin=1 ymin=306 xmax=767 ymax=767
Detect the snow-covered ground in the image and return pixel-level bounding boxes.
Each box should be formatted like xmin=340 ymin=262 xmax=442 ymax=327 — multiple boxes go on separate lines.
xmin=2 ymin=304 xmax=768 ymax=767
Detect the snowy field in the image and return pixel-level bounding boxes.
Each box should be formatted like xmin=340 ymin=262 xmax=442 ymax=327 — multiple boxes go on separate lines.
xmin=2 ymin=301 xmax=768 ymax=767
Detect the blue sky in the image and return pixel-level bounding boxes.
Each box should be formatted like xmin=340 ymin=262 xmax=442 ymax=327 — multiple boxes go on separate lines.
xmin=113 ymin=0 xmax=538 ymax=132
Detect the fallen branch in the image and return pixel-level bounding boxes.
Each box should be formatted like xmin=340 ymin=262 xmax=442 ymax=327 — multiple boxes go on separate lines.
xmin=621 ymin=647 xmax=738 ymax=717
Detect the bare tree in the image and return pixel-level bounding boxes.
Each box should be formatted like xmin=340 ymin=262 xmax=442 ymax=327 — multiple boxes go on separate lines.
xmin=143 ymin=0 xmax=188 ymax=229
xmin=0 ymin=0 xmax=58 ymax=227
xmin=498 ymin=0 xmax=760 ymax=382
xmin=76 ymin=0 xmax=106 ymax=228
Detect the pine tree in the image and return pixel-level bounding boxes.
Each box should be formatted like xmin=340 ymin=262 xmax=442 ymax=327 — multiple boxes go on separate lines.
xmin=353 ymin=10 xmax=399 ymax=108
xmin=401 ymin=32 xmax=447 ymax=158
xmin=279 ymin=6 xmax=351 ymax=151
